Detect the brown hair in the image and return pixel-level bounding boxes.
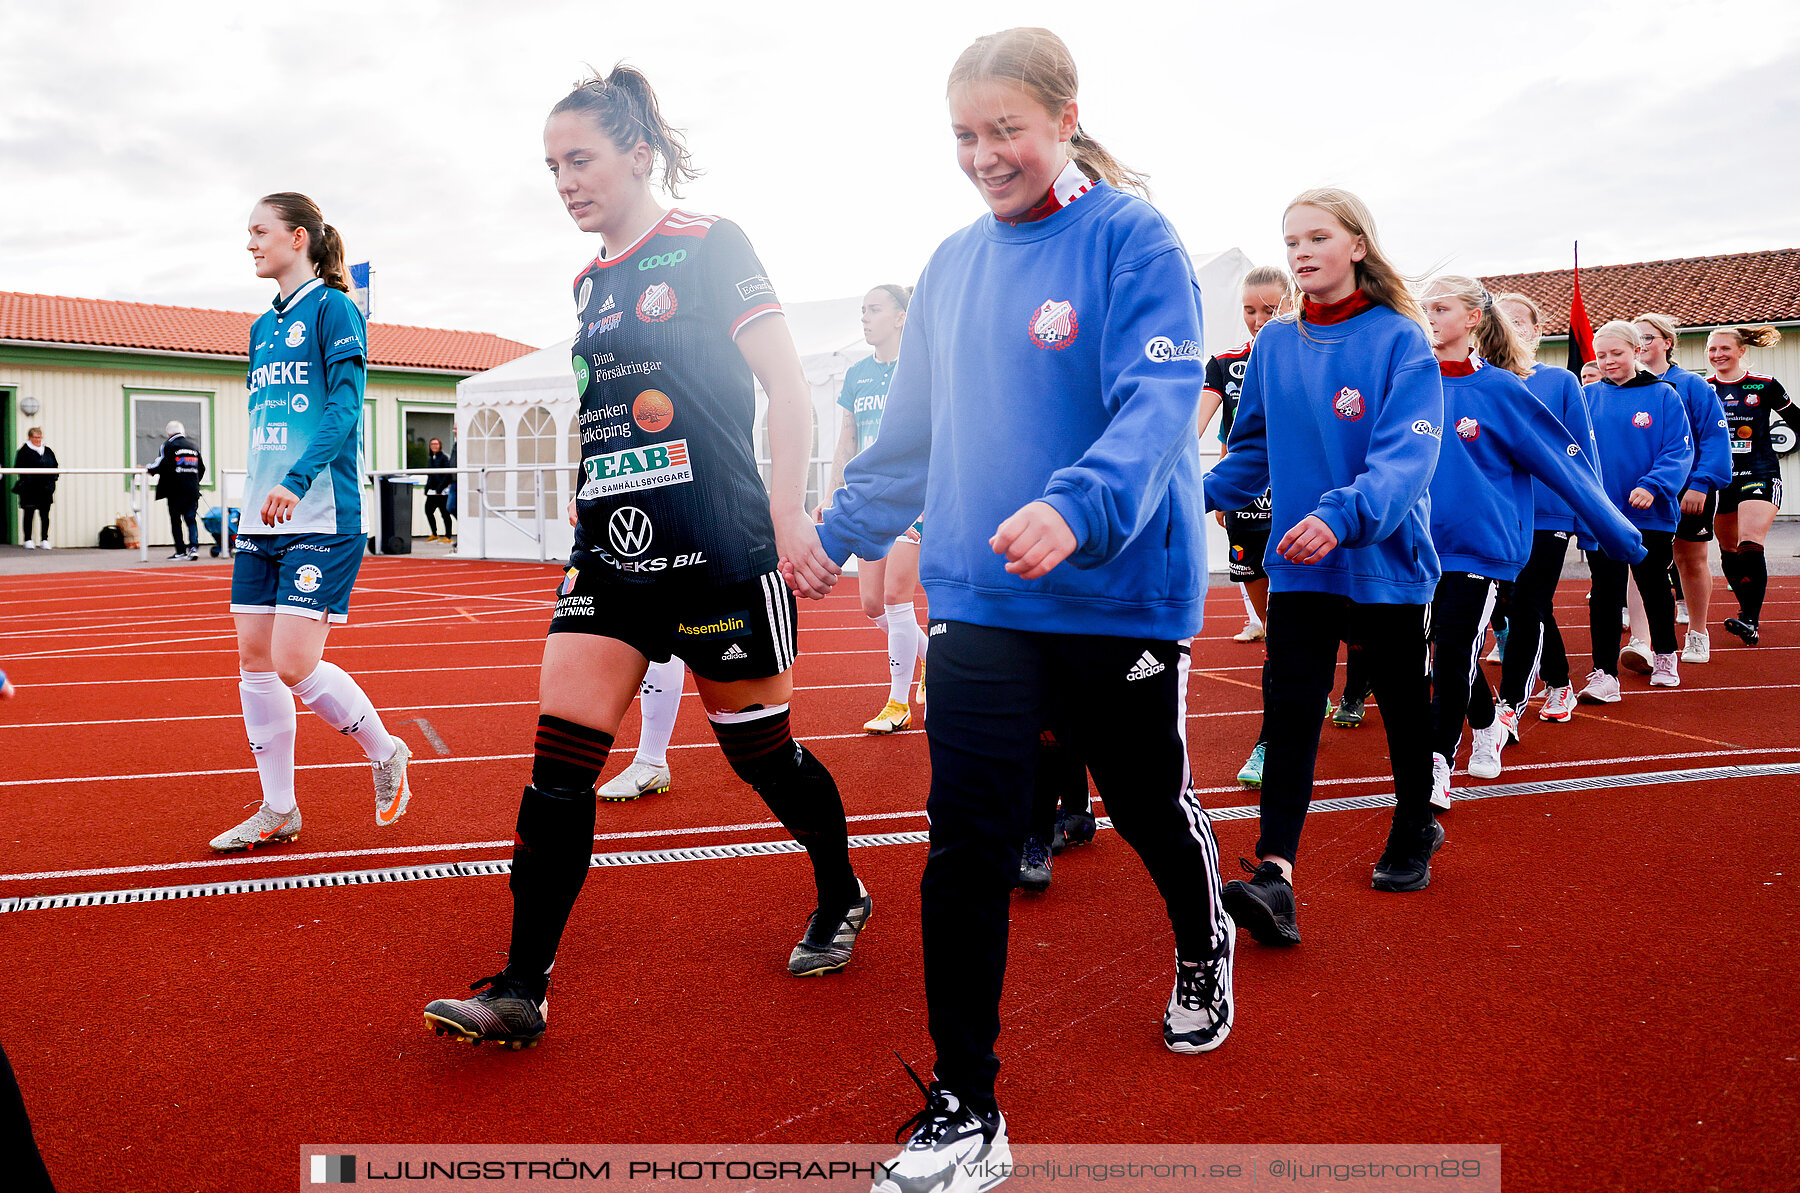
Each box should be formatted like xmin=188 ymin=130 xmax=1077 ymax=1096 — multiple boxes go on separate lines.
xmin=1709 ymin=324 xmax=1782 ymax=350
xmin=260 ymin=192 xmax=350 ymax=292
xmin=872 ymin=284 xmax=912 ymax=312
xmin=1425 ymin=275 xmax=1535 ymax=378
xmin=1284 ymin=188 xmax=1427 ymax=333
xmin=1633 ymin=311 xmax=1680 ymax=364
xmin=947 ymin=28 xmax=1148 ymax=195
xmin=551 ymin=63 xmax=699 ymax=198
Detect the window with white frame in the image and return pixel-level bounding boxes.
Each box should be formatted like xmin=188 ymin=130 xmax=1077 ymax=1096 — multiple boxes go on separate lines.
xmin=517 ymin=405 xmax=558 ymax=518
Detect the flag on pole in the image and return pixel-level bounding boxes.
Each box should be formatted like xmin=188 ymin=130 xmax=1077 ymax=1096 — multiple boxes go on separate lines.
xmin=1565 ymin=242 xmax=1594 ymax=374
xmin=349 ymin=262 xmax=373 ymax=321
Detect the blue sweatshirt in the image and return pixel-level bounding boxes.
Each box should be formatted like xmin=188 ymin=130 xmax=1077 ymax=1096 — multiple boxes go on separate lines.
xmin=1657 ymin=362 xmax=1731 ymax=492
xmin=1204 ymin=295 xmax=1443 ymax=604
xmin=1523 ymin=363 xmax=1597 ymax=534
xmin=1582 ymin=371 xmax=1694 ymax=538
xmin=1429 ymin=359 xmax=1643 ymax=580
xmin=817 ymin=181 xmax=1206 ymax=639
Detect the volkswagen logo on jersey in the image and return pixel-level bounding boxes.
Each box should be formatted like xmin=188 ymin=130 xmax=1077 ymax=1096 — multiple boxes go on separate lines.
xmin=1029 ymin=299 xmax=1078 ymax=349
xmin=608 ymin=506 xmax=654 ymax=557
xmin=1456 ymin=416 xmax=1481 ymax=441
xmin=291 ymin=394 xmax=309 ymax=413
xmin=577 ymin=278 xmax=593 ymax=314
xmin=637 ymin=283 xmax=677 ymax=322
xmin=285 ymin=321 xmax=306 ymax=349
xmin=1335 ymin=387 xmax=1366 ymax=421
xmin=294 ymin=564 xmax=323 ymax=593
xmin=1633 ymin=411 xmax=1653 ymax=428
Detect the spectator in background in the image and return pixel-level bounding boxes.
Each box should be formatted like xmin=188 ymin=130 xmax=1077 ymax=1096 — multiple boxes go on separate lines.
xmin=423 ymin=437 xmax=454 ymax=541
xmin=146 ymin=420 xmax=207 ymax=560
xmin=1580 ymin=360 xmax=1602 ymax=385
xmin=11 ymin=428 xmax=57 ymax=550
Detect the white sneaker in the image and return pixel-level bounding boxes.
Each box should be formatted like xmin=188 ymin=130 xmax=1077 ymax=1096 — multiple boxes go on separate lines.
xmin=1430 ymin=752 xmax=1453 ymax=811
xmin=20 ymin=540 xmax=33 ymax=549
xmin=1163 ymin=937 xmax=1234 ymax=1054
xmin=1493 ymin=701 xmax=1521 ymax=744
xmin=1467 ymin=723 xmax=1504 ymax=779
xmin=1676 ymin=600 xmax=1690 ymax=625
xmin=1681 ymin=630 xmax=1710 ymax=664
xmin=1619 ymin=638 xmax=1653 ymax=674
xmin=1539 ymin=685 xmax=1577 ymax=722
xmin=1650 ymin=652 xmax=1680 ymax=687
xmin=209 ymin=803 xmax=301 ymax=852
xmin=1578 ymin=669 xmax=1621 ymax=704
xmin=874 ymin=1084 xmax=1010 ymax=1193
xmin=599 ymin=759 xmax=672 ymax=802
xmin=1233 ymin=620 xmax=1265 ymax=642
xmin=372 ymin=736 xmax=412 ymax=826
xmin=37 ymin=541 xmax=50 ymax=551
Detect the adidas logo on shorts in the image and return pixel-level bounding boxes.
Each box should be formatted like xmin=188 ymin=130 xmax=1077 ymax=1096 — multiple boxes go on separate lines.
xmin=720 ymin=643 xmax=748 ymax=661
xmin=1126 ymin=650 xmax=1165 ymax=682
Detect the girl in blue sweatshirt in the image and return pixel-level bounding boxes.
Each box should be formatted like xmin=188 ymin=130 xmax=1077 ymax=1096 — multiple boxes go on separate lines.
xmin=1493 ymin=293 xmax=1596 ymax=727
xmin=1419 ymin=277 xmax=1643 ymax=799
xmin=1205 ymin=187 xmax=1444 ymax=938
xmin=1577 ymin=321 xmax=1694 ymax=701
xmin=802 ymin=28 xmax=1231 ymax=1181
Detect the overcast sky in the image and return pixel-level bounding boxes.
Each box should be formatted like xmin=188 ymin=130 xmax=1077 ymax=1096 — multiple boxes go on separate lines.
xmin=4 ymin=0 xmax=1796 ymax=349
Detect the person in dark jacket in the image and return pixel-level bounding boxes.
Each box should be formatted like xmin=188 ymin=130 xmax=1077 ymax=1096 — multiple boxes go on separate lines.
xmin=11 ymin=428 xmax=57 ymax=549
xmin=146 ymin=421 xmax=207 ymax=559
xmin=423 ymin=437 xmax=454 ymax=541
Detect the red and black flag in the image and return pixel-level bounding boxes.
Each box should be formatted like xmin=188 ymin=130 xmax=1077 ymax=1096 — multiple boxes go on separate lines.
xmin=1566 ymin=242 xmax=1596 ymax=374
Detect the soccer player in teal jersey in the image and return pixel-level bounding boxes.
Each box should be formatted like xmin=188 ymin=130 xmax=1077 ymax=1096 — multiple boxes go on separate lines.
xmin=210 ymin=193 xmax=412 ymax=852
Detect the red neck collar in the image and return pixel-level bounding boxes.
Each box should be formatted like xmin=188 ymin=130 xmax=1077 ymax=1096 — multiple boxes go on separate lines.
xmin=999 ymin=159 xmax=1097 ymax=226
xmin=1300 ymin=289 xmax=1376 ymax=325
xmin=1439 ymin=357 xmax=1479 ymax=377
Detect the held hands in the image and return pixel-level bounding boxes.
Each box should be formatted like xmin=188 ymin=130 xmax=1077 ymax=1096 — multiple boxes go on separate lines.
xmin=1278 ymin=515 xmax=1338 ymax=564
xmin=1678 ymin=488 xmax=1706 ymax=515
xmin=1629 ymin=487 xmax=1655 ymax=510
xmin=991 ymin=501 xmax=1076 ymax=579
xmin=775 ymin=505 xmax=841 ymax=600
xmin=259 ymin=484 xmax=300 ymax=527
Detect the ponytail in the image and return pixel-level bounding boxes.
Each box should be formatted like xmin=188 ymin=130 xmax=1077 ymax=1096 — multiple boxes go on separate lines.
xmin=1427 ymin=276 xmax=1534 ymax=378
xmin=1068 ymin=124 xmax=1150 ymax=194
xmin=873 ymin=283 xmax=912 ymax=311
xmin=552 ymin=63 xmax=700 ymax=198
xmin=259 ymin=191 xmax=351 ymax=292
xmin=1712 ymin=324 xmax=1781 ymax=351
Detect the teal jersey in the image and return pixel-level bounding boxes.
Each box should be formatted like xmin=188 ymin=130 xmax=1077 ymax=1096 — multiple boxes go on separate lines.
xmin=243 ymin=279 xmax=368 ymax=535
xmin=837 ymin=354 xmax=898 ymax=453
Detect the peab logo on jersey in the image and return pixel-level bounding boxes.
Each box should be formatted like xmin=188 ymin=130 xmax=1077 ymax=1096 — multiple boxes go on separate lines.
xmin=608 ymin=506 xmax=654 ymax=557
xmin=1144 ymin=336 xmax=1204 ymax=364
xmin=577 ymin=278 xmax=593 ymax=313
xmin=1455 ymin=416 xmax=1481 ymax=441
xmin=637 ymin=283 xmax=677 ymax=322
xmin=1633 ymin=411 xmax=1653 ymax=428
xmin=294 ymin=564 xmax=323 ymax=594
xmin=285 ymin=321 xmax=306 ymax=349
xmin=1029 ymin=299 xmax=1078 ymax=349
xmin=291 ymin=394 xmax=309 ymax=413
xmin=578 ymin=440 xmax=693 ymax=500
xmin=1334 ymin=387 xmax=1365 ymax=421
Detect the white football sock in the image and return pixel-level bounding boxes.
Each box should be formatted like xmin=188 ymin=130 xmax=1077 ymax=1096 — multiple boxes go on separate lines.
xmin=240 ymin=669 xmax=298 ymax=814
xmin=289 ymin=661 xmax=394 ymax=762
xmin=884 ymin=602 xmax=923 ymax=704
xmin=634 ymin=658 xmax=685 ymax=768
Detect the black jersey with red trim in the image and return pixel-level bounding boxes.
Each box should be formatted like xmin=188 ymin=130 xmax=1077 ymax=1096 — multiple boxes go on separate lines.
xmin=568 ymin=209 xmax=783 ymax=585
xmin=1709 ymin=372 xmax=1797 ymax=482
xmin=1205 ymin=341 xmax=1253 ymax=443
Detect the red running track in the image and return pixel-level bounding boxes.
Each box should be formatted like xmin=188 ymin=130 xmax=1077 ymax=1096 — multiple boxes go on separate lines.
xmin=0 ymin=560 xmax=1795 ymax=1191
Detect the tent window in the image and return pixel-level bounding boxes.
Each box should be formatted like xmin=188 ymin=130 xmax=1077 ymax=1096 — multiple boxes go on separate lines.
xmin=517 ymin=405 xmax=558 ymax=518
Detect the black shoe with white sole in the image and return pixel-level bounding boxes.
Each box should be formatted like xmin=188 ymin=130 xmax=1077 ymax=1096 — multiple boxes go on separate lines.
xmin=1371 ymin=820 xmax=1446 ymax=893
xmin=874 ymin=1066 xmax=1011 ymax=1193
xmin=1220 ymin=857 xmax=1300 ymax=945
xmin=787 ymin=883 xmax=872 ymax=976
xmin=1723 ymin=617 xmax=1759 ymax=646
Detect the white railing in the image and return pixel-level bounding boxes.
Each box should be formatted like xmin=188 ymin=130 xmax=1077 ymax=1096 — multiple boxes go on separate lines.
xmin=0 ymin=467 xmax=152 ymax=562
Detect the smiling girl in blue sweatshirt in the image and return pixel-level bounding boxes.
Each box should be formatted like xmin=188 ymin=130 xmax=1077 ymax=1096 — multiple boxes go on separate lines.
xmin=1204 ymin=187 xmax=1444 ymax=940
xmin=1419 ymin=276 xmax=1643 ymax=800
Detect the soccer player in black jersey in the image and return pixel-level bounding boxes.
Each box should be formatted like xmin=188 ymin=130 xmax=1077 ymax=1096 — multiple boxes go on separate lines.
xmin=1707 ymin=325 xmax=1798 ymax=646
xmin=423 ymin=66 xmax=862 ymax=1050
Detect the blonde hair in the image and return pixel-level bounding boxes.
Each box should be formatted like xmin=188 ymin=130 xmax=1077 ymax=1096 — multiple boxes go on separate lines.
xmin=1710 ymin=324 xmax=1782 ymax=350
xmin=1424 ymin=276 xmax=1534 ymax=378
xmin=1634 ymin=311 xmax=1680 ymax=364
xmin=1284 ymin=188 xmax=1426 ymax=333
xmin=1594 ymin=320 xmax=1642 ymax=353
xmin=948 ymin=28 xmax=1148 ymax=195
xmin=1494 ymin=291 xmax=1542 ymax=326
xmin=1242 ymin=264 xmax=1295 ymax=299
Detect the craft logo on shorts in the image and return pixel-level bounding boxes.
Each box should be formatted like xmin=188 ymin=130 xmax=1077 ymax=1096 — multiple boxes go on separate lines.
xmin=1455 ymin=416 xmax=1481 ymax=441
xmin=291 ymin=394 xmax=309 ymax=413
xmin=294 ymin=564 xmax=323 ymax=594
xmin=572 ymin=354 xmax=590 ymax=394
xmin=577 ymin=277 xmax=593 ymax=313
xmin=633 ymin=390 xmax=675 ymax=433
xmin=637 ymin=250 xmax=686 ymax=271
xmin=736 ymin=274 xmax=776 ymax=302
xmin=1334 ymin=387 xmax=1365 ymax=420
xmin=637 ymin=283 xmax=677 ymax=322
xmin=1633 ymin=410 xmax=1653 ymax=428
xmin=285 ymin=321 xmax=306 ymax=348
xmin=1029 ymin=299 xmax=1078 ymax=349
xmin=1143 ymin=336 xmax=1203 ymax=364
xmin=578 ymin=440 xmax=692 ymax=499
xmin=1410 ymin=419 xmax=1440 ymax=439
xmin=608 ymin=505 xmax=654 ymax=557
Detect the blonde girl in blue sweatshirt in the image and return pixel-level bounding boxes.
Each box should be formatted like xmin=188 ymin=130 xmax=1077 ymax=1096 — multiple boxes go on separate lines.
xmin=1418 ymin=277 xmax=1643 ymax=801
xmin=802 ymin=27 xmax=1231 ymax=1187
xmin=1204 ymin=188 xmax=1444 ymax=940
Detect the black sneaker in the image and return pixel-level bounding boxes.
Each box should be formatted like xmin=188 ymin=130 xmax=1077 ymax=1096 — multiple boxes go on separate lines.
xmin=1016 ymin=837 xmax=1052 ymax=893
xmin=1371 ymin=820 xmax=1447 ymax=893
xmin=1332 ymin=692 xmax=1366 ymax=728
xmin=1220 ymin=858 xmax=1300 ymax=946
xmin=1051 ymin=808 xmax=1096 ymax=855
xmin=1723 ymin=617 xmax=1759 ymax=646
xmin=422 ymin=970 xmax=548 ymax=1049
xmin=788 ymin=881 xmax=872 ymax=976
xmin=874 ymin=1065 xmax=1010 ymax=1193
xmin=166 ymin=551 xmax=188 ymax=561
xmin=1163 ymin=929 xmax=1235 ymax=1054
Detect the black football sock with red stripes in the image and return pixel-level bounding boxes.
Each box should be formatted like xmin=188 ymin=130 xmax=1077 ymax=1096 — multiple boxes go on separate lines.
xmin=710 ymin=704 xmax=857 ymax=912
xmin=504 ymin=716 xmax=612 ymax=988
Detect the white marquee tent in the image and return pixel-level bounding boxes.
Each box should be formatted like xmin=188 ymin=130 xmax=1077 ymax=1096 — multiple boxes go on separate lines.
xmin=454 ymin=248 xmax=1255 ymax=564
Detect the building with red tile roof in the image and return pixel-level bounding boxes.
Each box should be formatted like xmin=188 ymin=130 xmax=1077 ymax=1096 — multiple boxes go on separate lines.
xmin=1479 ymin=249 xmax=1800 ymax=336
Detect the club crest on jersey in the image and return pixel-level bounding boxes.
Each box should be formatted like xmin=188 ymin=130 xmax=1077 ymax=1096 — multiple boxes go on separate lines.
xmin=294 ymin=564 xmax=322 ymax=593
xmin=285 ymin=321 xmax=306 ymax=348
xmin=1334 ymin=387 xmax=1365 ymax=421
xmin=577 ymin=278 xmax=593 ymax=314
xmin=1633 ymin=411 xmax=1653 ymax=428
xmin=1029 ymin=299 xmax=1078 ymax=350
xmin=637 ymin=283 xmax=677 ymax=322
xmin=1745 ymin=395 xmax=1760 ymax=407
xmin=1455 ymin=416 xmax=1481 ymax=441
